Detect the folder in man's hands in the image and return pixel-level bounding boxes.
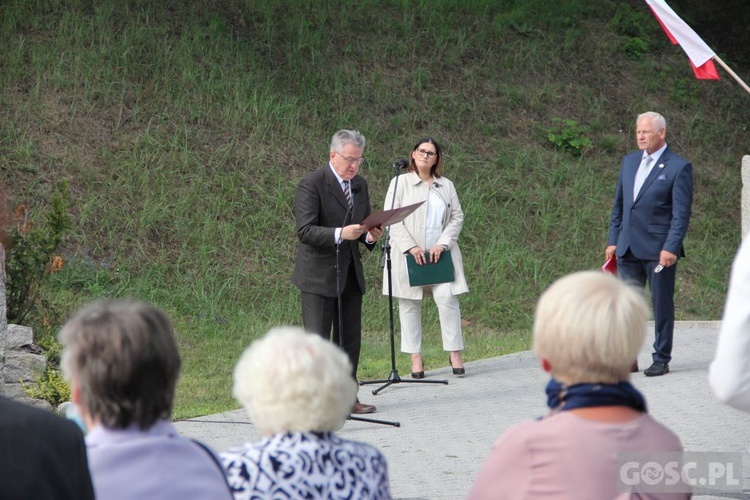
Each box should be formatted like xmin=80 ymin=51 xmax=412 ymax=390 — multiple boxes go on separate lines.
xmin=361 ymin=201 xmax=425 ymax=230
xmin=405 ymin=250 xmax=455 ymax=286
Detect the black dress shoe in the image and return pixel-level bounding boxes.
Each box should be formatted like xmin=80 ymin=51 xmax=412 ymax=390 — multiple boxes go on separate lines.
xmin=411 ymin=371 xmax=425 ymax=379
xmin=449 ymin=356 xmax=466 ymax=376
xmin=644 ymin=361 xmax=669 ymax=377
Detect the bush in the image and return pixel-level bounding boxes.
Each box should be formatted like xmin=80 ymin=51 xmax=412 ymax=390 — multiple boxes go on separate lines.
xmin=546 ymin=118 xmax=593 ymax=156
xmin=22 ymin=365 xmax=71 ymax=406
xmin=5 ymin=181 xmax=71 ymax=324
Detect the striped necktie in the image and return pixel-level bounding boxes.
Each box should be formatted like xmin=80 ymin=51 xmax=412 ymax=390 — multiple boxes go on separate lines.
xmin=344 ymin=181 xmax=352 ymax=208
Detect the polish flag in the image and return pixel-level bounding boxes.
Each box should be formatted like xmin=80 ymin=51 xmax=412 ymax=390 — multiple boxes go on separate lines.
xmin=645 ymin=0 xmax=720 ymax=80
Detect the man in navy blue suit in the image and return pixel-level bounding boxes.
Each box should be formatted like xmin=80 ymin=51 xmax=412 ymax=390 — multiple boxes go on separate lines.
xmin=607 ymin=111 xmax=693 ymax=377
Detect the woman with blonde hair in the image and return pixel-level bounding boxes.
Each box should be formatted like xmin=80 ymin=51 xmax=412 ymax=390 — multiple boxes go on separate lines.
xmin=469 ymin=271 xmax=687 ymax=499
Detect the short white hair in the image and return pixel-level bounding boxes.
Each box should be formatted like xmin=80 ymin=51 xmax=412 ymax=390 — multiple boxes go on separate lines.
xmin=533 ymin=271 xmax=649 ymax=385
xmin=637 ymin=111 xmax=666 ymax=132
xmin=232 ymin=326 xmax=357 ymax=434
xmin=330 ymin=129 xmax=366 ymax=152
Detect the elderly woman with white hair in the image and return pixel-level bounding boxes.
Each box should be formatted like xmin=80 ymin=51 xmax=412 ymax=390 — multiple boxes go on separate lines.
xmin=220 ymin=327 xmax=391 ymax=499
xmin=469 ymin=271 xmax=687 ymax=499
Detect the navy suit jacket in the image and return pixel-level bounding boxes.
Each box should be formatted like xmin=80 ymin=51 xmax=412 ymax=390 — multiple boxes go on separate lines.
xmin=608 ymin=146 xmax=693 ymax=260
xmin=292 ymin=164 xmax=376 ymax=298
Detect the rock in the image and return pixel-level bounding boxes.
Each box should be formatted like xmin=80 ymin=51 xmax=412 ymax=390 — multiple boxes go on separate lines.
xmin=14 ymin=396 xmax=53 ymax=412
xmin=4 ymin=350 xmax=46 ymax=383
xmin=6 ymin=324 xmax=33 ymax=349
xmin=2 ymin=382 xmax=28 ymax=399
xmin=57 ymin=401 xmax=73 ymax=416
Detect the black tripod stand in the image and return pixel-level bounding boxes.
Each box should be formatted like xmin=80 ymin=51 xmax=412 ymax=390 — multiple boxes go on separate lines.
xmin=360 ymin=159 xmax=449 ymax=395
xmin=336 ymin=205 xmax=399 ymax=427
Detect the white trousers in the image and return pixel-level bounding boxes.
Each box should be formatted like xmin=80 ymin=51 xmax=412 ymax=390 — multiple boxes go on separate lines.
xmin=398 ymin=284 xmax=464 ymax=354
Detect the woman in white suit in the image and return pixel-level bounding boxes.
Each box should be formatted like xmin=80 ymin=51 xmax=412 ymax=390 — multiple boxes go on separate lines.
xmin=383 ymin=138 xmax=469 ymax=378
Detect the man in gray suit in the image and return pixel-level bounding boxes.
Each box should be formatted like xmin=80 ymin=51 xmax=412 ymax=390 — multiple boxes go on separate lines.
xmin=292 ymin=129 xmax=384 ymax=414
xmin=607 ymin=111 xmax=693 ymax=377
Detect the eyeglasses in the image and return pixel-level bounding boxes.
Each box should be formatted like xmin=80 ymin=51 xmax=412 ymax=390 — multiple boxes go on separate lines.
xmin=336 ymin=152 xmax=366 ymax=165
xmin=415 ymin=148 xmax=437 ymax=158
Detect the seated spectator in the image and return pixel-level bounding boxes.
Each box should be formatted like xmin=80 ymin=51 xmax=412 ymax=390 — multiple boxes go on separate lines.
xmin=709 ymin=236 xmax=750 ymax=412
xmin=58 ymin=299 xmax=232 ymax=499
xmin=0 ymin=395 xmax=95 ymax=499
xmin=468 ymin=271 xmax=687 ymax=499
xmin=220 ymin=326 xmax=391 ymax=499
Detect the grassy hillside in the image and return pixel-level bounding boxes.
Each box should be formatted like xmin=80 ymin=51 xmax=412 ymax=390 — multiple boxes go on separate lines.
xmin=1 ymin=0 xmax=747 ymax=418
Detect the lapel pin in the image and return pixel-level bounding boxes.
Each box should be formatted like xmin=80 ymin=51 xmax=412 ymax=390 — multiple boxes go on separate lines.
xmin=658 ymin=163 xmax=665 ymax=169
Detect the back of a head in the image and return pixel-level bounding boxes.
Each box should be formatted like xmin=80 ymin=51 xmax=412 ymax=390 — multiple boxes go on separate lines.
xmin=233 ymin=326 xmax=358 ymax=435
xmin=533 ymin=271 xmax=649 ymax=385
xmin=59 ymin=300 xmax=181 ymax=430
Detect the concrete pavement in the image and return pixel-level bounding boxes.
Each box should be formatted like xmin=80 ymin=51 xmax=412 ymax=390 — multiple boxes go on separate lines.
xmin=174 ymin=322 xmax=750 ymax=499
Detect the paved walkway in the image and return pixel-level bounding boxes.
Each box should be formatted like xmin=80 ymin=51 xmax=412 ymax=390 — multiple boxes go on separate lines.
xmin=174 ymin=322 xmax=750 ymax=499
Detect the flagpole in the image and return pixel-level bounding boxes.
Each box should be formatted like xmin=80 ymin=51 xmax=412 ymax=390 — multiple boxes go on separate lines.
xmin=713 ymin=55 xmax=750 ymax=96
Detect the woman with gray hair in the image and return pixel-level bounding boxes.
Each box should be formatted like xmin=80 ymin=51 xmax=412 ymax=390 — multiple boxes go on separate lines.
xmin=220 ymin=327 xmax=391 ymax=499
xmin=59 ymin=300 xmax=232 ymax=500
xmin=469 ymin=271 xmax=687 ymax=499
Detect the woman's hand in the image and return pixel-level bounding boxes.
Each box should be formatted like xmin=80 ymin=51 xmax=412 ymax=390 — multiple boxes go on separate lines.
xmin=428 ymin=244 xmax=447 ymax=263
xmin=408 ymin=246 xmax=426 ymax=265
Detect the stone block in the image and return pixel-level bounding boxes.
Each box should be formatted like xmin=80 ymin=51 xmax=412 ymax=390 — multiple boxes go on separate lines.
xmin=4 ymin=350 xmax=46 ymax=383
xmin=13 ymin=396 xmax=53 ymax=412
xmin=3 ymin=382 xmax=27 ymax=399
xmin=6 ymin=324 xmax=33 ymax=349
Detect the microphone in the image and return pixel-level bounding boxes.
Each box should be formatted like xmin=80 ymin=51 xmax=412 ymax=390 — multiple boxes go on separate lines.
xmin=392 ymin=158 xmax=409 ymax=169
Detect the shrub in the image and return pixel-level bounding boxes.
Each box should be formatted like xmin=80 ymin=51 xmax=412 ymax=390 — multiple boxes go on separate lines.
xmin=546 ymin=118 xmax=593 ymax=156
xmin=5 ymin=181 xmax=71 ymax=324
xmin=22 ymin=365 xmax=71 ymax=406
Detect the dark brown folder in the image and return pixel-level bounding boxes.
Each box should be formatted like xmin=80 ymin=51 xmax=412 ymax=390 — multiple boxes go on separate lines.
xmin=361 ymin=201 xmax=425 ymax=230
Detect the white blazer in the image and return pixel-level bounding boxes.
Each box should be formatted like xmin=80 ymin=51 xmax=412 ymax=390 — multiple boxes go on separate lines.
xmin=382 ymin=171 xmax=469 ymax=300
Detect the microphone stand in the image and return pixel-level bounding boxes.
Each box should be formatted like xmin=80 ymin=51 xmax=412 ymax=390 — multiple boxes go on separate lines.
xmin=337 ymin=201 xmax=400 ymax=427
xmin=360 ymin=161 xmax=448 ymax=395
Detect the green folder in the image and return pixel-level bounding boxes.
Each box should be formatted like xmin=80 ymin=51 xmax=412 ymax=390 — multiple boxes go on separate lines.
xmin=405 ymin=250 xmax=455 ymax=286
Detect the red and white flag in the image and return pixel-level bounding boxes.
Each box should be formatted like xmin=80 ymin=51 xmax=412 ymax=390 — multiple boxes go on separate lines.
xmin=645 ymin=0 xmax=720 ymax=80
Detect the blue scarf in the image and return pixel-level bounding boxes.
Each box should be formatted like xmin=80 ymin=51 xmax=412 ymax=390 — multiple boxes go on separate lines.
xmin=545 ymin=378 xmax=647 ymax=413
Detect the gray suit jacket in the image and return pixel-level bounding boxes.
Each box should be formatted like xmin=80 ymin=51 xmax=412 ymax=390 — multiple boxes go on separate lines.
xmin=292 ymin=164 xmax=376 ymax=298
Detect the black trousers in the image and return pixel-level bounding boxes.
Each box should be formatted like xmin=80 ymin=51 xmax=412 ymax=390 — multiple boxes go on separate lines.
xmin=300 ymin=264 xmax=363 ymax=378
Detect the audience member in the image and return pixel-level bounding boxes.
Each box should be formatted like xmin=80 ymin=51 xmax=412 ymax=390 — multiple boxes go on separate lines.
xmin=709 ymin=236 xmax=750 ymax=412
xmin=220 ymin=327 xmax=392 ymax=499
xmin=468 ymin=271 xmax=687 ymax=499
xmin=0 ymin=395 xmax=95 ymax=499
xmin=59 ymin=299 xmax=232 ymax=500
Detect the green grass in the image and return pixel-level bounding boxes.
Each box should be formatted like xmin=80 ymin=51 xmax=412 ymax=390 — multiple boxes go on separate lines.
xmin=1 ymin=0 xmax=747 ymax=419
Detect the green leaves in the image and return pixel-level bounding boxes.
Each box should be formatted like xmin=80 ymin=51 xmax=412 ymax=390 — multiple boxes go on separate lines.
xmin=5 ymin=181 xmax=72 ymax=324
xmin=546 ymin=118 xmax=593 ymax=157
